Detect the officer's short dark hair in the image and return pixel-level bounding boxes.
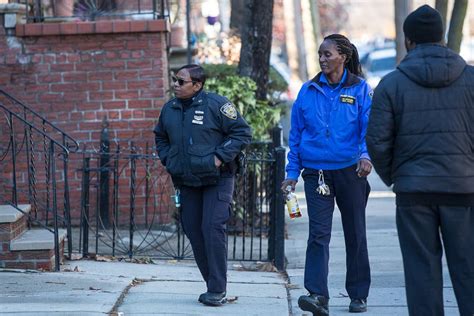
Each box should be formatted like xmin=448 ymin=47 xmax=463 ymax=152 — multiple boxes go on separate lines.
xmin=178 ymin=64 xmax=207 ymax=86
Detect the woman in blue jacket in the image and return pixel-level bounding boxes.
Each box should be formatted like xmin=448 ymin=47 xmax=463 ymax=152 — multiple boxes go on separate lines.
xmin=282 ymin=34 xmax=373 ymax=315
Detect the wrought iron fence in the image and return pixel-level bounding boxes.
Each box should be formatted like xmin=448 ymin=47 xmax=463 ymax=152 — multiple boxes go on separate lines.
xmin=0 ymin=89 xmax=79 ymax=271
xmin=9 ymin=0 xmax=169 ymax=22
xmin=76 ymin=126 xmax=286 ymax=269
xmin=77 ymin=142 xmax=184 ymax=259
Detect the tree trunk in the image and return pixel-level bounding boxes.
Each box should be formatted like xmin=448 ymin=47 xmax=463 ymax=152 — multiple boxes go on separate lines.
xmin=447 ymin=0 xmax=468 ymax=53
xmin=293 ymin=0 xmax=308 ymax=80
xmin=394 ymin=0 xmax=412 ymax=64
xmin=237 ymin=0 xmax=254 ymax=77
xmin=435 ymin=0 xmax=448 ymax=32
xmin=309 ymin=0 xmax=322 ymax=51
xmin=238 ymin=0 xmax=275 ymax=100
xmin=230 ymin=0 xmax=246 ymax=34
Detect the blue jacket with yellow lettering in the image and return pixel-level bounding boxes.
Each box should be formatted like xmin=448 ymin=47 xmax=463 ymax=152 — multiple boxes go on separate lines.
xmin=286 ymin=70 xmax=372 ymax=180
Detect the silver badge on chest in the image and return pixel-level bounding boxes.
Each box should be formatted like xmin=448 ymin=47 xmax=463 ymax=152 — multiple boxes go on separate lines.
xmin=192 ymin=110 xmax=204 ymax=125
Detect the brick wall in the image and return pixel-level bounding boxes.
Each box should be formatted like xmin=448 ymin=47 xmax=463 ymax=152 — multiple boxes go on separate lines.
xmin=0 ymin=17 xmax=174 ymax=226
xmin=4 ymin=19 xmax=169 ymax=148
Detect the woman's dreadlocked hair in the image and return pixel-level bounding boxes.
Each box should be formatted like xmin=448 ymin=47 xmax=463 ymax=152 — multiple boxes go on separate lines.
xmin=324 ymin=34 xmax=362 ymax=77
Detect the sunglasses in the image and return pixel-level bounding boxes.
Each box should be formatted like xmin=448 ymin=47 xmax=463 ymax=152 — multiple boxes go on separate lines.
xmin=172 ymin=75 xmax=195 ymax=86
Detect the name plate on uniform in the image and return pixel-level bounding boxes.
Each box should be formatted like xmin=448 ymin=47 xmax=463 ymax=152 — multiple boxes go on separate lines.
xmin=340 ymin=95 xmax=356 ymax=105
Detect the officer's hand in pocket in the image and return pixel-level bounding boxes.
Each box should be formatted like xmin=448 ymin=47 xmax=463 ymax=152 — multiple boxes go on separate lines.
xmin=214 ymin=156 xmax=222 ymax=168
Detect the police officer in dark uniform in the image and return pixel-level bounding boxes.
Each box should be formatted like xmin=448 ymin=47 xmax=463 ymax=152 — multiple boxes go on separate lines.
xmin=154 ymin=64 xmax=251 ymax=306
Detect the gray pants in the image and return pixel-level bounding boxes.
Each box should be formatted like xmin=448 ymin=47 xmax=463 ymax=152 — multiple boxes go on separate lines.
xmin=396 ymin=204 xmax=474 ymax=316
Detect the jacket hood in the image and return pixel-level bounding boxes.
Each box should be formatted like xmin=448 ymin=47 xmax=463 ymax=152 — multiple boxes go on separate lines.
xmin=397 ymin=44 xmax=466 ymax=88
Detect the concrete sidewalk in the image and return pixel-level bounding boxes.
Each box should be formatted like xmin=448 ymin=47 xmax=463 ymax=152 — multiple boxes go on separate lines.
xmin=0 ymin=259 xmax=288 ymax=315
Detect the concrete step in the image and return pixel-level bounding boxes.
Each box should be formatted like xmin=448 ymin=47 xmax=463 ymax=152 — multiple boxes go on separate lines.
xmin=1 ymin=228 xmax=67 ymax=271
xmin=10 ymin=228 xmax=67 ymax=251
xmin=0 ymin=204 xmax=31 ymax=223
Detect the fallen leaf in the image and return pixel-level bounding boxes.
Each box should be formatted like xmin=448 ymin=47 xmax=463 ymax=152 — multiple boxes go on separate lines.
xmin=227 ymin=296 xmax=238 ymax=303
xmin=95 ymin=255 xmax=113 ymax=262
xmin=63 ymin=266 xmax=82 ymax=272
xmin=89 ymin=286 xmax=101 ymax=291
xmin=70 ymin=254 xmax=83 ymax=260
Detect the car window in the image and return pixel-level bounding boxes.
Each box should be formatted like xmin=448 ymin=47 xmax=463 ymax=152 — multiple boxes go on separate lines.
xmin=367 ymin=57 xmax=396 ymax=72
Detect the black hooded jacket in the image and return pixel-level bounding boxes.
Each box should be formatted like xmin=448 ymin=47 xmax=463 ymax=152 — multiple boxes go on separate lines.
xmin=367 ymin=44 xmax=474 ymax=196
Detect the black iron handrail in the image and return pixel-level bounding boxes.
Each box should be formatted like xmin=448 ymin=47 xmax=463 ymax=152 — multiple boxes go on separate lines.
xmin=0 ymin=90 xmax=79 ymax=153
xmin=0 ymin=91 xmax=77 ymax=271
xmin=0 ymin=104 xmax=69 ymax=154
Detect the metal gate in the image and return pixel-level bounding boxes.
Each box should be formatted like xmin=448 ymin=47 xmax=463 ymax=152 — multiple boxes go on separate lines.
xmin=76 ymin=126 xmax=285 ymax=269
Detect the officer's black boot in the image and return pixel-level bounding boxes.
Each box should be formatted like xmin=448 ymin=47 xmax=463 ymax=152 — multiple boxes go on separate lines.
xmin=201 ymin=291 xmax=227 ymax=306
xmin=198 ymin=292 xmax=206 ymax=303
xmin=298 ymin=294 xmax=329 ymax=316
xmin=349 ymin=298 xmax=367 ymax=313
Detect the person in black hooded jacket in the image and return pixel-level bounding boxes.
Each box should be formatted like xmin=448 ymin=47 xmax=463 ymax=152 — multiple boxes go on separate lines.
xmin=366 ymin=5 xmax=474 ymax=316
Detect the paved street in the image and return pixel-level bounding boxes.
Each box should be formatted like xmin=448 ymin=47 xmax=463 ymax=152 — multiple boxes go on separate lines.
xmin=285 ymin=172 xmax=459 ymax=315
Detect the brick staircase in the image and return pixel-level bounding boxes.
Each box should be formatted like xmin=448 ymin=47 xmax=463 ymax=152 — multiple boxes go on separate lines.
xmin=0 ymin=204 xmax=66 ymax=271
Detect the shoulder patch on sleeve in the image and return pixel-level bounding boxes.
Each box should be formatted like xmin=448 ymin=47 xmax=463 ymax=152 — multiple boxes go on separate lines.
xmin=220 ymin=102 xmax=237 ymax=120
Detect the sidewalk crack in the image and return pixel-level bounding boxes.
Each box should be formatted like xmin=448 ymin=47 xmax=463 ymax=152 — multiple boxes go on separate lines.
xmin=108 ymin=278 xmax=143 ymax=315
xmin=281 ymin=270 xmax=294 ymax=316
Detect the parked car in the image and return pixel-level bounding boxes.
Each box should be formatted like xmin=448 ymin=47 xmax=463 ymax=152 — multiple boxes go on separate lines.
xmin=362 ymin=48 xmax=396 ymax=88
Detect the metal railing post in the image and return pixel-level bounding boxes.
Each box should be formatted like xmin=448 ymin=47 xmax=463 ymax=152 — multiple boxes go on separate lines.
xmin=63 ymin=153 xmax=72 ymax=259
xmin=81 ymin=157 xmax=91 ymax=256
xmin=272 ymin=124 xmax=283 ymax=147
xmin=273 ymin=146 xmax=286 ymax=271
xmin=9 ymin=113 xmax=18 ymax=206
xmin=145 ymin=143 xmax=150 ymax=228
xmin=99 ymin=120 xmax=110 ymax=228
xmin=50 ymin=142 xmax=60 ymax=271
xmin=269 ymin=125 xmax=286 ymax=271
xmin=129 ymin=143 xmax=136 ymax=259
xmin=112 ymin=145 xmax=120 ymax=257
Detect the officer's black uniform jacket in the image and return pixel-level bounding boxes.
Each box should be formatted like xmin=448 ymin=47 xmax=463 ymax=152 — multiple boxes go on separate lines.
xmin=154 ymin=90 xmax=252 ymax=187
xmin=367 ymin=44 xmax=474 ymax=195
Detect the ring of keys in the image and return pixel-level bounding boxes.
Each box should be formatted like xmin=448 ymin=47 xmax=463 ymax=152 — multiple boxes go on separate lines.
xmin=317 ymin=169 xmax=330 ymax=196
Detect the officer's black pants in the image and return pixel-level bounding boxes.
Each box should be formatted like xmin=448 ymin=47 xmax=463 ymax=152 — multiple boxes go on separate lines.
xmin=180 ymin=177 xmax=234 ymax=293
xmin=396 ymin=204 xmax=474 ymax=316
xmin=302 ymin=165 xmax=371 ymax=299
